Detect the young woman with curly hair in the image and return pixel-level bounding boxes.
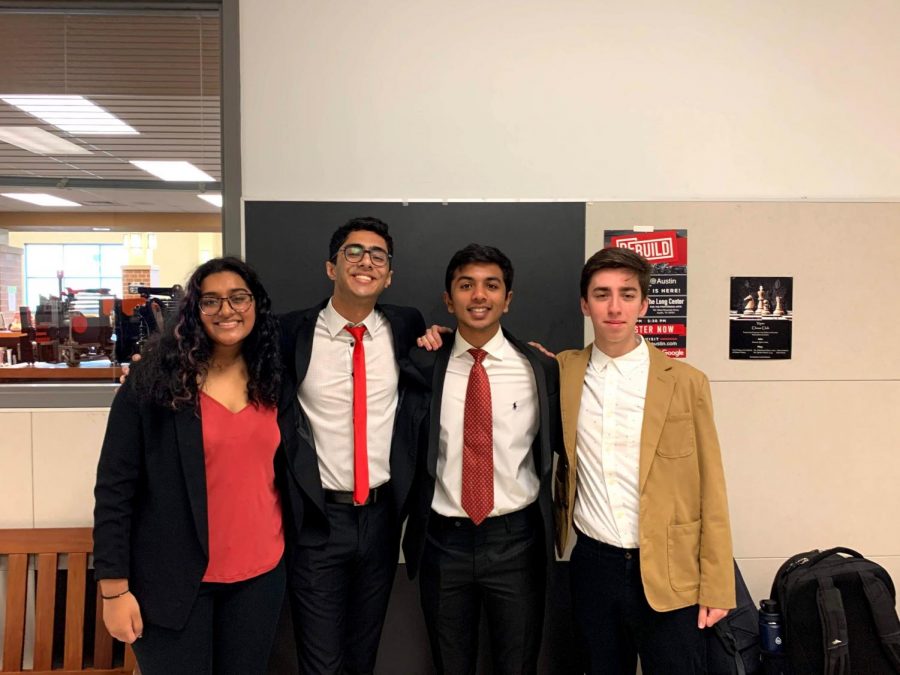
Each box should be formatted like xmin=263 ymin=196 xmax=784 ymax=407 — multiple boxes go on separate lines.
xmin=93 ymin=257 xmax=298 ymax=675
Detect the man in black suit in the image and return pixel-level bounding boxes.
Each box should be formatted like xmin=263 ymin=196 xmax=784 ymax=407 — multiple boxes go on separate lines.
xmin=279 ymin=217 xmax=426 ymax=675
xmin=403 ymin=243 xmax=562 ymax=674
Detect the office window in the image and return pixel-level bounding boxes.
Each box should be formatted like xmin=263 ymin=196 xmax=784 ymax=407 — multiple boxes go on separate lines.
xmin=25 ymin=243 xmax=125 ymax=309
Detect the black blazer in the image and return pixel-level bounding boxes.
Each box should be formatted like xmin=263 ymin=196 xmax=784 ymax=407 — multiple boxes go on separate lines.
xmin=278 ymin=299 xmax=427 ymax=546
xmin=402 ymin=328 xmax=563 ymax=580
xmin=92 ymin=378 xmax=301 ymax=631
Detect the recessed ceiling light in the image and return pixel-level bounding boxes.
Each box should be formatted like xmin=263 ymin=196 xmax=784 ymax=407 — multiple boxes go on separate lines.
xmin=2 ymin=193 xmax=81 ymax=207
xmin=198 ymin=193 xmax=223 ymax=207
xmin=92 ymin=227 xmax=111 ymax=231
xmin=0 ymin=95 xmax=138 ymax=135
xmin=0 ymin=126 xmax=92 ymax=155
xmin=131 ymin=160 xmax=215 ymax=182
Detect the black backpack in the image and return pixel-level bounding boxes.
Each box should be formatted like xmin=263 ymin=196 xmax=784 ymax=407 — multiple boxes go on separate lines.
xmin=706 ymin=560 xmax=762 ymax=675
xmin=769 ymin=547 xmax=900 ymax=674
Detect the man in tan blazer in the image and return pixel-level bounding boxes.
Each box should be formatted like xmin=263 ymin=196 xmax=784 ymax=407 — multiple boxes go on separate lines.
xmin=555 ymin=247 xmax=734 ymax=674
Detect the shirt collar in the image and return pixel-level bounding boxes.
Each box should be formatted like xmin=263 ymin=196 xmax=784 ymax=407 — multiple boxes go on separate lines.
xmin=451 ymin=327 xmax=508 ymax=361
xmin=590 ymin=335 xmax=649 ymax=375
xmin=323 ymin=298 xmax=380 ymax=339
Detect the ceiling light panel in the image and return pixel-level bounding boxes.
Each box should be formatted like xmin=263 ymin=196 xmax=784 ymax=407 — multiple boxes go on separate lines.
xmin=0 ymin=95 xmax=139 ymax=135
xmin=2 ymin=193 xmax=81 ymax=207
xmin=0 ymin=126 xmax=92 ymax=155
xmin=197 ymin=194 xmax=222 ymax=207
xmin=131 ymin=160 xmax=214 ymax=182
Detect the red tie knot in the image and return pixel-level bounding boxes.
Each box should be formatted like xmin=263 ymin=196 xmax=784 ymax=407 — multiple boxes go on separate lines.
xmin=468 ymin=348 xmax=487 ymax=364
xmin=345 ymin=324 xmax=367 ymax=342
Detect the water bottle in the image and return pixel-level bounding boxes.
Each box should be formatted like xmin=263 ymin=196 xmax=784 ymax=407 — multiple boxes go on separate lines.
xmin=759 ymin=599 xmax=784 ymax=655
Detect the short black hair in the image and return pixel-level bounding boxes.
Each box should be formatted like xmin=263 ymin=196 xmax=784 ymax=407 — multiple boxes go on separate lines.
xmin=580 ymin=247 xmax=652 ymax=299
xmin=444 ymin=243 xmax=514 ymax=294
xmin=328 ymin=217 xmax=394 ymax=265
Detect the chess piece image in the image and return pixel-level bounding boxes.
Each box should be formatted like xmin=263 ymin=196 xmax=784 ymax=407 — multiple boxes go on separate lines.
xmin=773 ymin=296 xmax=785 ymax=316
xmin=743 ymin=294 xmax=756 ymax=315
xmin=761 ymin=298 xmax=772 ymax=316
xmin=754 ymin=285 xmax=767 ymax=315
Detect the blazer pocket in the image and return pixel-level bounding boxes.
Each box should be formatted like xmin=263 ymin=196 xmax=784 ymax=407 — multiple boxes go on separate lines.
xmin=656 ymin=412 xmax=696 ymax=458
xmin=667 ymin=519 xmax=701 ymax=592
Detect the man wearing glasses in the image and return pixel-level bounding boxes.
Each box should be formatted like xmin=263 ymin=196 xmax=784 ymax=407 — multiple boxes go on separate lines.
xmin=278 ymin=217 xmax=426 ymax=675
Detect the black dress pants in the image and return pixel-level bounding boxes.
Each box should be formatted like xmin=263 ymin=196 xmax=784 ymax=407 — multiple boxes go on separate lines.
xmin=132 ymin=558 xmax=285 ymax=675
xmin=419 ymin=506 xmax=546 ymax=675
xmin=570 ymin=531 xmax=705 ymax=675
xmin=289 ymin=495 xmax=398 ymax=675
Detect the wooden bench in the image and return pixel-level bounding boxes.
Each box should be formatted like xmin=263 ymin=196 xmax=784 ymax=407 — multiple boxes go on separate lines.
xmin=0 ymin=528 xmax=136 ymax=674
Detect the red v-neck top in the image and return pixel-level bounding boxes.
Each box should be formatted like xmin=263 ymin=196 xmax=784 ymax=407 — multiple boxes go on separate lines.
xmin=199 ymin=392 xmax=284 ymax=582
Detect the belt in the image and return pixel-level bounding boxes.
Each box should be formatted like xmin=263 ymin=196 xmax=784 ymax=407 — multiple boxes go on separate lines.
xmin=323 ymin=483 xmax=388 ymax=506
xmin=574 ymin=527 xmax=639 ymax=558
xmin=428 ymin=504 xmax=535 ymax=531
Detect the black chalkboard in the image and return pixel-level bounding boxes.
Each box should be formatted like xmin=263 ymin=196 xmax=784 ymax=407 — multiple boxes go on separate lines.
xmin=245 ymin=201 xmax=585 ymax=351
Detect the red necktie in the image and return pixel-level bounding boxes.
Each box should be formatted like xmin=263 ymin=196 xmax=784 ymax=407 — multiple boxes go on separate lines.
xmin=345 ymin=324 xmax=369 ymax=505
xmin=462 ymin=348 xmax=493 ymax=524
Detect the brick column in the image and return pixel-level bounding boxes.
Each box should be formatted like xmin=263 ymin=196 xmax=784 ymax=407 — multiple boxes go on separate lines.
xmin=121 ymin=265 xmax=160 ymax=298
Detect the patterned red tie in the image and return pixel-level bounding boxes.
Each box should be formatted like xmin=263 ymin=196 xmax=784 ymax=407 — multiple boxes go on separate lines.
xmin=462 ymin=347 xmax=493 ymax=524
xmin=345 ymin=324 xmax=369 ymax=505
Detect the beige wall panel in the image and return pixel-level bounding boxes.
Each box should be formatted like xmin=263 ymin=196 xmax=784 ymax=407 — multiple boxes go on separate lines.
xmin=31 ymin=409 xmax=110 ymax=527
xmin=0 ymin=411 xmax=33 ymax=527
xmin=714 ymin=380 xmax=900 ymax=558
xmin=585 ymin=201 xmax=900 ymax=381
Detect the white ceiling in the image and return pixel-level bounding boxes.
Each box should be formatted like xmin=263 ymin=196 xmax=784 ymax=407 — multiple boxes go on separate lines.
xmin=0 ymin=10 xmax=221 ymax=215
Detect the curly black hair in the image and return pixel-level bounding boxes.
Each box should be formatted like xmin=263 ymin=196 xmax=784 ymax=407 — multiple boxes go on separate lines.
xmin=132 ymin=256 xmax=281 ymax=410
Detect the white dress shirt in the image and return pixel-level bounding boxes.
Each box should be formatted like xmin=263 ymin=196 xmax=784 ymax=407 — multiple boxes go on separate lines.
xmin=297 ymin=299 xmax=399 ymax=492
xmin=431 ymin=329 xmax=540 ymax=518
xmin=573 ymin=337 xmax=649 ymax=548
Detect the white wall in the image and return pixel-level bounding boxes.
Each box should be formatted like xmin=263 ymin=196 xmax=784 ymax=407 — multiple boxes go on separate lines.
xmin=241 ymin=0 xmax=900 ymax=201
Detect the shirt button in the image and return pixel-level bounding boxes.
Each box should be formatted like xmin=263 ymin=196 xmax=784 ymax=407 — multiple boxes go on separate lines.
xmin=624 ymin=552 xmax=633 ymax=560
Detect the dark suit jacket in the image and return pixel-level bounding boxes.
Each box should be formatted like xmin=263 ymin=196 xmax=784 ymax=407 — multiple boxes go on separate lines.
xmin=92 ymin=377 xmax=301 ymax=631
xmin=278 ymin=299 xmax=427 ymax=546
xmin=402 ymin=328 xmax=563 ymax=580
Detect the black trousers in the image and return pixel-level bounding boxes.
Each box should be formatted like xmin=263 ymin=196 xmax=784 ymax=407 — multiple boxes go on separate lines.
xmin=570 ymin=531 xmax=705 ymax=675
xmin=419 ymin=506 xmax=546 ymax=675
xmin=132 ymin=558 xmax=285 ymax=675
xmin=288 ymin=495 xmax=398 ymax=675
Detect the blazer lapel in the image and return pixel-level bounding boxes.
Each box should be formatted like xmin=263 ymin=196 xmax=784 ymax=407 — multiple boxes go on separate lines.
xmin=174 ymin=406 xmax=209 ymax=557
xmin=292 ymin=304 xmax=323 ymax=385
xmin=638 ymin=344 xmax=676 ymax=493
xmin=291 ymin=303 xmax=326 ymax=450
xmin=560 ymin=346 xmax=591 ymax=469
xmin=427 ymin=343 xmax=452 ymax=479
xmin=505 ymin=330 xmax=551 ymax=477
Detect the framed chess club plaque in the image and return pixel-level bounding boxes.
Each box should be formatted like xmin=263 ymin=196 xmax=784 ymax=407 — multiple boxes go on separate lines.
xmin=729 ymin=276 xmax=793 ymax=359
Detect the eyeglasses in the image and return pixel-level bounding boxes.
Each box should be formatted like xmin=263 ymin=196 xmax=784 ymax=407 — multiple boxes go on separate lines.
xmin=334 ymin=244 xmax=392 ymax=267
xmin=199 ymin=292 xmax=254 ymax=315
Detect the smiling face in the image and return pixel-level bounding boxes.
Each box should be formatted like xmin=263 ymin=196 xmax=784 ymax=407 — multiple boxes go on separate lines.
xmin=443 ymin=262 xmax=512 ymax=347
xmin=326 ymin=229 xmax=393 ymax=318
xmin=198 ymin=270 xmax=256 ymax=352
xmin=581 ymin=267 xmax=649 ymax=358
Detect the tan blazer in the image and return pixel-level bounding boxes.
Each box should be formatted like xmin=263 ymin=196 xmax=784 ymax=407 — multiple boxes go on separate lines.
xmin=554 ymin=342 xmax=735 ymax=611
